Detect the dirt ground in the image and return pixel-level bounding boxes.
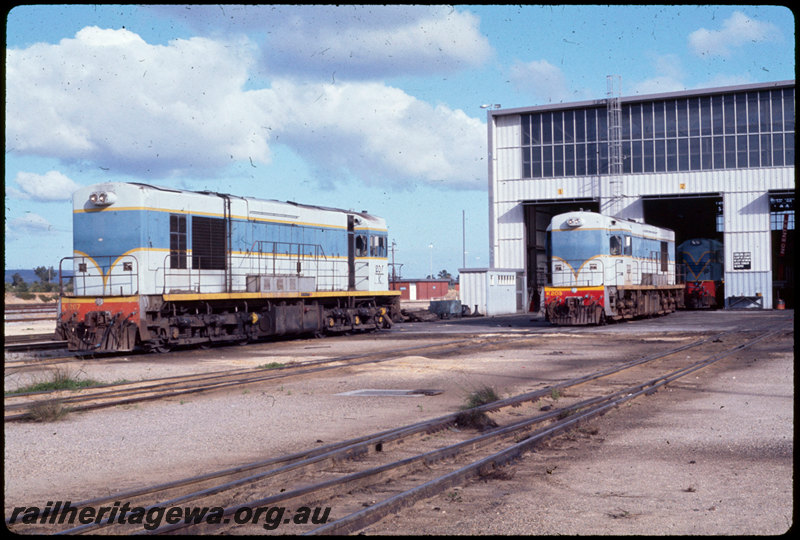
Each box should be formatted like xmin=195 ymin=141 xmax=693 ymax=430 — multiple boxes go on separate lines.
xmin=365 ymin=328 xmax=794 ymax=535
xmin=3 ymin=310 xmax=794 ymax=535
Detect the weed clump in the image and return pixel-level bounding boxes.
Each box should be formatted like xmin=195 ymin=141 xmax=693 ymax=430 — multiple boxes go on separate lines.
xmin=26 ymin=399 xmax=70 ymax=422
xmin=455 ymin=385 xmax=499 ymax=431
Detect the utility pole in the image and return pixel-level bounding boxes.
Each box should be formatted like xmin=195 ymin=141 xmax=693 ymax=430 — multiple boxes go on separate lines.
xmin=462 ymin=209 xmax=466 ymax=269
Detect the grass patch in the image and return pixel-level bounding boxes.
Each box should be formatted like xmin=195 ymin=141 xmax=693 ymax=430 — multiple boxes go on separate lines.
xmin=455 ymin=385 xmax=499 ymax=431
xmin=7 ymin=367 xmax=101 ymax=395
xmin=257 ymin=362 xmax=285 ymax=370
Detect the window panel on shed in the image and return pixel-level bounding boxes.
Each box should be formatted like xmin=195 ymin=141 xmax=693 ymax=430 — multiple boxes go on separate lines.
xmin=552 ymin=111 xmax=563 ymax=144
xmin=653 ymin=101 xmax=665 ymax=138
xmin=783 ymin=89 xmax=795 ymax=131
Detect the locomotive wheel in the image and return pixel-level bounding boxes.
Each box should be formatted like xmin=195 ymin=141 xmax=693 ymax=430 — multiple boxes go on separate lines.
xmin=145 ymin=329 xmax=172 ymax=353
xmin=146 ymin=341 xmax=172 ymax=354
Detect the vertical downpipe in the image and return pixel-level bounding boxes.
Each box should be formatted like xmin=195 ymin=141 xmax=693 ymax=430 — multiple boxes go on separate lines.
xmin=347 ymin=215 xmax=355 ymax=291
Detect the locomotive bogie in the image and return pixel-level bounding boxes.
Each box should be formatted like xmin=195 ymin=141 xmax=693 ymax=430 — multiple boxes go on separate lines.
xmin=56 ymin=183 xmax=400 ymax=352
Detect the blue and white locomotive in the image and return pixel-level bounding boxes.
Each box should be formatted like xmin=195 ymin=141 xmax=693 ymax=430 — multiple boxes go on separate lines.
xmin=677 ymin=238 xmax=724 ymax=309
xmin=56 ymin=182 xmax=400 ymax=352
xmin=544 ymin=211 xmax=684 ymax=325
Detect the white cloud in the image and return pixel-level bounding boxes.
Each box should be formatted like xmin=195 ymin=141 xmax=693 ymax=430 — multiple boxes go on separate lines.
xmin=6 ymin=27 xmax=270 ymax=176
xmin=8 ymin=171 xmax=82 ymax=201
xmin=6 ymin=25 xmax=487 ymax=191
xmin=508 ymin=59 xmax=570 ymax=104
xmin=630 ymin=54 xmax=686 ymax=95
xmin=258 ymin=79 xmax=486 ymax=189
xmin=154 ymin=5 xmax=493 ymax=79
xmin=688 ymin=11 xmax=780 ymax=58
xmin=8 ymin=213 xmax=54 ymax=233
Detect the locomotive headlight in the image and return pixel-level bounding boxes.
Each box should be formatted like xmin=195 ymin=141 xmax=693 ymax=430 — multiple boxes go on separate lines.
xmin=89 ymin=191 xmax=117 ymax=206
xmin=566 ymin=217 xmax=583 ymax=227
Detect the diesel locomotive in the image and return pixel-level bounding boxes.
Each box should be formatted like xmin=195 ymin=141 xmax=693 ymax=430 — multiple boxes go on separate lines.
xmin=544 ymin=211 xmax=684 ymax=325
xmin=56 ymin=182 xmax=400 ymax=352
xmin=677 ymin=238 xmax=724 ymax=309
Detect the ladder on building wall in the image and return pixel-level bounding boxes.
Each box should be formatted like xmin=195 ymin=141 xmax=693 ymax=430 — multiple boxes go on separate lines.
xmin=606 ymin=75 xmax=624 ymax=216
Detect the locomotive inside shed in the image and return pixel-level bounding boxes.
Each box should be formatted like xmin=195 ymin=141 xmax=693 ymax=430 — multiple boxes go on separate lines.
xmin=643 ymin=192 xmax=794 ymax=309
xmin=523 ymin=192 xmax=794 ymax=313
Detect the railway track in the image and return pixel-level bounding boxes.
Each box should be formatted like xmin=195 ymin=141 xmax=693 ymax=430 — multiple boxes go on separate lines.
xmin=4 ymin=333 xmax=66 ymax=354
xmin=3 ymin=334 xmax=538 ymax=422
xmin=7 ymin=323 xmax=789 ymax=535
xmin=4 ymin=303 xmax=58 ymax=322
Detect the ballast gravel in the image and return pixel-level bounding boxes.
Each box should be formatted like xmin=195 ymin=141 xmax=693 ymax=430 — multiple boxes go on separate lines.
xmin=3 ymin=311 xmax=793 ymax=535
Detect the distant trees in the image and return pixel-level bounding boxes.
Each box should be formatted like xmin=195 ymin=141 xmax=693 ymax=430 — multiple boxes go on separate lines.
xmin=34 ymin=266 xmax=56 ymax=284
xmin=9 ymin=273 xmax=29 ymax=292
xmin=5 ymin=266 xmax=59 ymax=296
xmin=424 ymin=269 xmax=456 ymax=284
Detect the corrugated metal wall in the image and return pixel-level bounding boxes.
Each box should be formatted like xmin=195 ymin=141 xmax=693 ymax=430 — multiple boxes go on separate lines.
xmin=459 ymin=270 xmax=522 ymax=316
xmin=459 ymin=271 xmax=487 ymax=315
xmin=490 ymin=111 xmax=794 ymax=309
xmin=724 ymin=190 xmax=772 ymax=307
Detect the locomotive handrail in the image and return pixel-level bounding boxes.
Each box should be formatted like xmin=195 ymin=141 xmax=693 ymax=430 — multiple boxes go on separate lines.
xmin=675 ymin=263 xmax=686 ymax=284
xmin=548 ymin=258 xmax=605 ymax=287
xmin=550 ymin=256 xmax=683 ymax=289
xmin=159 ymin=245 xmax=372 ymax=295
xmin=58 ymin=255 xmax=140 ymax=297
xmin=253 ymin=240 xmax=329 ymax=285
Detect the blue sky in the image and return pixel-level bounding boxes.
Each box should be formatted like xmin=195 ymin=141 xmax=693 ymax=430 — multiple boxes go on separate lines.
xmin=4 ymin=5 xmax=794 ymax=278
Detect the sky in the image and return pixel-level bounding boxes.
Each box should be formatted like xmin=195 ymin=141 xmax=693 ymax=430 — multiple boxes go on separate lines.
xmin=4 ymin=4 xmax=794 ymax=279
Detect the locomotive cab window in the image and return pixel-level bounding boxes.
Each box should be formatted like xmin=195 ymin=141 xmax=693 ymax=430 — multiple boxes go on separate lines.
xmin=170 ymin=214 xmax=187 ymax=269
xmin=355 ymin=234 xmax=368 ymax=257
xmin=609 ymin=235 xmax=622 ymax=256
xmin=624 ymin=235 xmax=632 ymax=256
xmin=370 ymin=235 xmax=387 ymax=257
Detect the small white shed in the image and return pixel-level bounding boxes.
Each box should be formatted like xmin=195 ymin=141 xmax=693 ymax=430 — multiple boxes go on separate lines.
xmin=459 ymin=268 xmax=525 ymax=316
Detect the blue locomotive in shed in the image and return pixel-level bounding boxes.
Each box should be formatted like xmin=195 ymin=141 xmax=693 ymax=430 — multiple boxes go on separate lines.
xmin=56 ymin=182 xmax=400 ymax=352
xmin=544 ymin=211 xmax=684 ymax=325
xmin=677 ymin=238 xmax=724 ymax=309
